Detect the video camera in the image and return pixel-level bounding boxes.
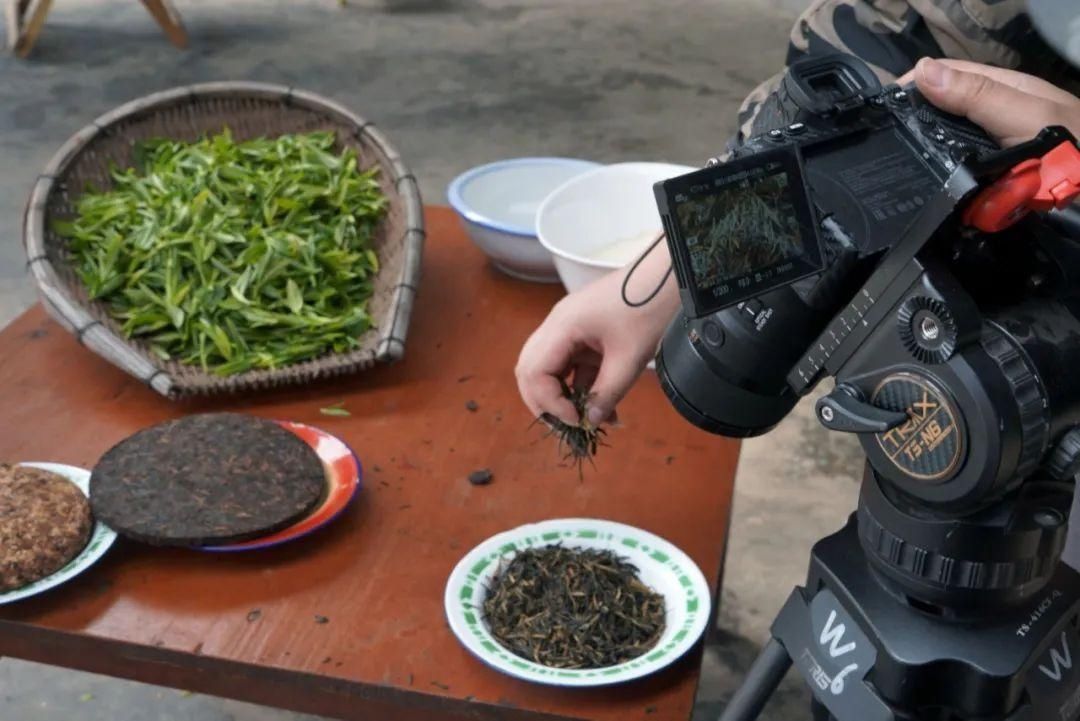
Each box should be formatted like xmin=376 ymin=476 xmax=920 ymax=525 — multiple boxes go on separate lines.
xmin=653 ymin=53 xmax=1080 ymax=509
xmin=652 ymin=54 xmax=1080 ymax=721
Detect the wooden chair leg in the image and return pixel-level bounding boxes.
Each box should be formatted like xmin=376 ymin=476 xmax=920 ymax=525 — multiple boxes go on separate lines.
xmin=13 ymin=0 xmax=53 ymax=58
xmin=5 ymin=0 xmax=22 ymax=51
xmin=138 ymin=0 xmax=188 ymax=49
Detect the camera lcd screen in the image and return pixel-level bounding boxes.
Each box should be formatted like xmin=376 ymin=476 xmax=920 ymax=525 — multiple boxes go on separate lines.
xmin=657 ymin=147 xmax=823 ymax=317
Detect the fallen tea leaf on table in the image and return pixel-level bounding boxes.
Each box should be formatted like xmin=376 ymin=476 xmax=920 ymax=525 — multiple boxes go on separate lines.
xmin=319 ymin=402 xmax=351 ymax=417
xmin=468 ymin=469 xmax=493 ymax=486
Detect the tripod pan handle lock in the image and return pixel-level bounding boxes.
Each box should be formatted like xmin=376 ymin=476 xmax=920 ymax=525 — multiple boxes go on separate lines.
xmin=816 ymin=385 xmax=908 ymax=434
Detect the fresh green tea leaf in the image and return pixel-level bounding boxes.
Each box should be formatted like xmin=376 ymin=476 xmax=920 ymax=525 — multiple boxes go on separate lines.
xmin=319 ymin=400 xmax=350 ymax=417
xmin=285 ymin=278 xmax=304 ymax=314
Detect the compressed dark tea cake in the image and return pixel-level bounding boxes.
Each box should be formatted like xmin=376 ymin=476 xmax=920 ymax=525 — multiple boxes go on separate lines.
xmin=90 ymin=413 xmax=326 ymax=546
xmin=0 ymin=464 xmax=93 ymax=593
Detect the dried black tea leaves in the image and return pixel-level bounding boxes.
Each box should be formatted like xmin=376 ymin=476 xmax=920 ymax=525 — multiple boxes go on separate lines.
xmin=482 ymin=546 xmax=665 ymax=668
xmin=90 ymin=413 xmax=326 ymax=546
xmin=536 ymin=381 xmax=607 ymax=478
xmin=468 ymin=469 xmax=493 ymax=486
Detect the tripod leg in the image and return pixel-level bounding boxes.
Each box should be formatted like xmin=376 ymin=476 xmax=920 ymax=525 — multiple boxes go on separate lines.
xmin=810 ymin=698 xmax=833 ymax=721
xmin=718 ymin=638 xmax=793 ymax=721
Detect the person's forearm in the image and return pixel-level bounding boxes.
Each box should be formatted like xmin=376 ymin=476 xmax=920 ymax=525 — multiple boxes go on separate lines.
xmin=618 ymin=237 xmax=681 ymax=324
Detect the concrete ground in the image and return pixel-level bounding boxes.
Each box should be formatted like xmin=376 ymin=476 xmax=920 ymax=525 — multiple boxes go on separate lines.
xmin=0 ymin=1 xmax=863 ymax=719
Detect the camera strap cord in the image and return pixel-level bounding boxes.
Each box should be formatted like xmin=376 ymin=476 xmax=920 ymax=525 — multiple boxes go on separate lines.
xmin=965 ymin=135 xmax=1080 ymax=232
xmin=620 ymin=232 xmax=672 ymax=308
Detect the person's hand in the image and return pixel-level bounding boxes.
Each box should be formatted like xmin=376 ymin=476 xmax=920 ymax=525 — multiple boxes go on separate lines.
xmin=902 ymin=58 xmax=1080 ymax=147
xmin=515 ymin=245 xmax=679 ymax=427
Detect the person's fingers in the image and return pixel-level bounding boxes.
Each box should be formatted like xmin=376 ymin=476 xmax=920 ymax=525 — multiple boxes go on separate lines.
xmin=912 ymin=57 xmax=1070 ymax=146
xmin=906 ymin=58 xmax=1078 ymax=105
xmin=528 ymin=373 xmax=582 ymax=425
xmin=584 ymin=351 xmax=647 ymax=426
xmin=515 ymin=328 xmax=582 ymax=425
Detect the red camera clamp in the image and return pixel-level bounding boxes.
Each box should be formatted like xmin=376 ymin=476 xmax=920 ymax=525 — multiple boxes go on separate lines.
xmin=963 ymin=129 xmax=1080 ymax=233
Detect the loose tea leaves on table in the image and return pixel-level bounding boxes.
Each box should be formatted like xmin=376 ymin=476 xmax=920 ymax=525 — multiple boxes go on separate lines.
xmin=536 ymin=380 xmax=607 ymax=478
xmin=482 ymin=546 xmax=665 ymax=668
xmin=55 ymin=129 xmax=387 ymax=375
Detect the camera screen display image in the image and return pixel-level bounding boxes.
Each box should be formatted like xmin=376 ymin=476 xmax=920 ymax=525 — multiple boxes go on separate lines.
xmin=658 ymin=147 xmax=824 ymax=316
xmin=678 ymin=166 xmax=804 ymax=289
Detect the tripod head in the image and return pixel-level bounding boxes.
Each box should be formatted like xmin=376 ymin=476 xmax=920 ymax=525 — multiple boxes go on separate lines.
xmin=828 ymin=214 xmax=1080 ymax=613
xmin=800 ymin=141 xmax=1080 ymax=614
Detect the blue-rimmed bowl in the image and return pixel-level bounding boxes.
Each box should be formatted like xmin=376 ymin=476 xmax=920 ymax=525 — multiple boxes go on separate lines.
xmin=447 ymin=158 xmax=600 ymax=283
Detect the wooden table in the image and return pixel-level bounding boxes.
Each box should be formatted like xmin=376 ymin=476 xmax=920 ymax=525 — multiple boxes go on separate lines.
xmin=0 ymin=207 xmax=740 ymax=721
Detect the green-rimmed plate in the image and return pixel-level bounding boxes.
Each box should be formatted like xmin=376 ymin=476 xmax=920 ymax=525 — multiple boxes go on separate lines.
xmin=444 ymin=518 xmax=711 ymax=686
xmin=0 ymin=463 xmax=118 ymax=605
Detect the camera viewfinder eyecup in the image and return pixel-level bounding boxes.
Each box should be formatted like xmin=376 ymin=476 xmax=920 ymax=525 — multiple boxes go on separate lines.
xmin=780 ymin=53 xmax=882 ymax=117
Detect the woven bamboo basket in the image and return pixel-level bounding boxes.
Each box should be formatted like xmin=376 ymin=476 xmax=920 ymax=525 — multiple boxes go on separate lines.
xmin=23 ymin=82 xmax=424 ymax=399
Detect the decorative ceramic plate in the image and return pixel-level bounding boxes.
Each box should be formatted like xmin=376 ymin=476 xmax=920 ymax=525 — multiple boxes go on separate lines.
xmin=444 ymin=518 xmax=711 ymax=687
xmin=0 ymin=463 xmax=118 ymax=605
xmin=202 ymin=421 xmax=362 ymax=552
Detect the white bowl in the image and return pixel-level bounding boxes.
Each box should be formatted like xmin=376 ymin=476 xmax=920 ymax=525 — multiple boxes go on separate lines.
xmin=447 ymin=158 xmax=601 ymax=283
xmin=535 ymin=162 xmax=698 ymax=293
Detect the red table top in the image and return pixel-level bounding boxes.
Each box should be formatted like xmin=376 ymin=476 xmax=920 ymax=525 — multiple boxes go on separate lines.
xmin=0 ymin=206 xmax=740 ymax=721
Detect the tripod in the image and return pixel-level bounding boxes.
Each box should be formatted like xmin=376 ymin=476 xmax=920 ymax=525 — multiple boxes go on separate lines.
xmin=718 ymin=467 xmax=1080 ymax=721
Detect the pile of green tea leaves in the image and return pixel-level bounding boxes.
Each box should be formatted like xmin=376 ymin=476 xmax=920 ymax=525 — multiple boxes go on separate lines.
xmin=55 ymin=129 xmax=387 ymax=375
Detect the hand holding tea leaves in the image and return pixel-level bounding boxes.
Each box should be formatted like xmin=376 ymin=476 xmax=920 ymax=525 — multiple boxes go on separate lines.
xmin=535 ymin=380 xmax=607 ymax=478
xmin=516 ymin=245 xmax=678 ymax=434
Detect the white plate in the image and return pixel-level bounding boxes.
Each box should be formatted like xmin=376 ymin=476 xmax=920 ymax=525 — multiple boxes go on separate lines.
xmin=444 ymin=518 xmax=711 ymax=687
xmin=0 ymin=463 xmax=118 ymax=605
